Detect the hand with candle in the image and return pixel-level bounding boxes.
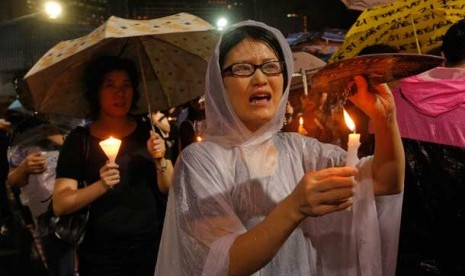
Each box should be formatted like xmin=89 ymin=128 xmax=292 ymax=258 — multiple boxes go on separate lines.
xmin=98 ymin=136 xmax=122 ymax=189
xmin=290 ymin=166 xmax=358 ymax=216
xmin=147 ymin=130 xmax=166 ymax=159
xmin=99 ymin=162 xmax=120 ymax=189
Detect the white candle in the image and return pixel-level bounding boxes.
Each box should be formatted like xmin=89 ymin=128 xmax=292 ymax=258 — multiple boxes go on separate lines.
xmin=99 ymin=136 xmax=122 ymax=163
xmin=343 ymin=109 xmax=360 ymax=167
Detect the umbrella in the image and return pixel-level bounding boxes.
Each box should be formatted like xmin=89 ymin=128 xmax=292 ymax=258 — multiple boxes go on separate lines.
xmin=24 ymin=13 xmax=220 ymax=118
xmin=340 ymin=0 xmax=395 ymax=11
xmin=290 ymin=51 xmax=326 ymax=92
xmin=330 ymin=0 xmax=465 ymax=62
xmin=310 ymin=53 xmax=444 ymax=95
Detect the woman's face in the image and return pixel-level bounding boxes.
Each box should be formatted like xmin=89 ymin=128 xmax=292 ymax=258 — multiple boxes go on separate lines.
xmin=98 ymin=70 xmax=133 ymax=118
xmin=222 ymin=38 xmax=284 ymax=132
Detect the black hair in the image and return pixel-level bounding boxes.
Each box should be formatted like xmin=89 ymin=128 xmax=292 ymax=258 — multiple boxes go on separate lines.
xmin=441 ymin=19 xmax=465 ymax=67
xmin=219 ymin=25 xmax=288 ymax=89
xmin=84 ymin=56 xmax=140 ymax=120
xmin=357 ymin=44 xmax=399 ymax=56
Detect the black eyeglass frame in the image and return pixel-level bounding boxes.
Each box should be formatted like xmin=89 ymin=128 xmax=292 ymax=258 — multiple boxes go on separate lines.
xmin=221 ymin=61 xmax=285 ymax=77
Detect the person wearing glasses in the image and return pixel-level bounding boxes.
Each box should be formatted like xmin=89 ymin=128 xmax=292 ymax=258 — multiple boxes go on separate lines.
xmin=155 ymin=20 xmax=404 ymax=276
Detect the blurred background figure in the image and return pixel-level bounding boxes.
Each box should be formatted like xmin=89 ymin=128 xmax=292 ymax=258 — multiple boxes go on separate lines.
xmin=7 ymin=109 xmax=83 ymax=276
xmin=394 ymin=19 xmax=465 ymax=275
xmin=283 ymin=100 xmax=294 ymax=127
xmin=0 ymin=118 xmax=13 ymax=236
xmin=179 ymin=96 xmax=206 ymax=150
xmin=282 ymin=89 xmax=328 ymax=139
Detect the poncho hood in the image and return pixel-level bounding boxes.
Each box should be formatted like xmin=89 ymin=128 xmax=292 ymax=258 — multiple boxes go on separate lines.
xmin=203 ymin=20 xmax=294 ymax=147
xmin=398 ymin=67 xmax=465 ymax=117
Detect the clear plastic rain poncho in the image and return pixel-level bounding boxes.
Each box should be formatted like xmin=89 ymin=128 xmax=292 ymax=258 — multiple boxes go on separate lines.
xmin=155 ymin=20 xmax=402 ymax=276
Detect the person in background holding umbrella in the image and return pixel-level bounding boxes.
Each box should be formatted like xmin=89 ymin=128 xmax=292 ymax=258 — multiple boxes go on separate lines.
xmin=53 ymin=56 xmax=173 ymax=276
xmin=155 ymin=20 xmax=404 ymax=275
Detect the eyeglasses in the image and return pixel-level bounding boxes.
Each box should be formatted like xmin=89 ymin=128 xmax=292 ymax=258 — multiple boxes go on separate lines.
xmin=222 ymin=61 xmax=285 ymax=77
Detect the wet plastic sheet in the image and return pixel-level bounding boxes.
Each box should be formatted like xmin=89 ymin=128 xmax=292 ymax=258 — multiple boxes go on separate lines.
xmin=396 ymin=139 xmax=465 ymax=274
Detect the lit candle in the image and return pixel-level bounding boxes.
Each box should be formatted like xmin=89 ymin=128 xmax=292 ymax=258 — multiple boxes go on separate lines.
xmin=99 ymin=136 xmax=122 ymax=163
xmin=298 ymin=117 xmax=307 ymax=135
xmin=196 ymin=135 xmax=202 ymax=142
xmin=343 ymin=109 xmax=360 ymax=166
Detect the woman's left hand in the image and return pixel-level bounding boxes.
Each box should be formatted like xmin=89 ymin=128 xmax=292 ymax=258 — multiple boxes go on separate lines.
xmin=147 ymin=130 xmax=166 ymax=159
xmin=348 ymin=75 xmax=396 ymax=122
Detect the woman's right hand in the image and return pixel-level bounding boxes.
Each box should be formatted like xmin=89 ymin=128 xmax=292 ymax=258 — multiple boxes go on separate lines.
xmin=290 ymin=167 xmax=358 ymax=218
xmin=99 ymin=162 xmax=120 ymax=189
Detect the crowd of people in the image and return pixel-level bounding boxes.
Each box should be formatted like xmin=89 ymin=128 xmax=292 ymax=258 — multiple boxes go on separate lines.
xmin=0 ymin=15 xmax=464 ymax=276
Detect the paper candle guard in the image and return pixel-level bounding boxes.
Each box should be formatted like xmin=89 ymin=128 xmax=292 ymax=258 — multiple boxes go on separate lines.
xmin=99 ymin=136 xmax=122 ymax=163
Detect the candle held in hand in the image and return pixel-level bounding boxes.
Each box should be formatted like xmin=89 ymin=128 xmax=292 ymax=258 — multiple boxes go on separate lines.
xmin=343 ymin=109 xmax=360 ymax=167
xmin=298 ymin=117 xmax=307 ymax=136
xmin=99 ymin=136 xmax=122 ymax=163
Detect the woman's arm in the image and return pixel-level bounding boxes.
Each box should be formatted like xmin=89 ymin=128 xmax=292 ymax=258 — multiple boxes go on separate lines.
xmin=349 ymin=76 xmax=405 ymax=195
xmin=147 ymin=131 xmax=173 ymax=194
xmin=53 ymin=162 xmax=120 ymax=216
xmin=154 ymin=157 xmax=173 ymax=194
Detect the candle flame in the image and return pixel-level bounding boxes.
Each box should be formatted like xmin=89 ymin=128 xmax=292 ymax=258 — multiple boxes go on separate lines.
xmin=99 ymin=136 xmax=122 ymax=163
xmin=196 ymin=136 xmax=202 ymax=142
xmin=299 ymin=117 xmax=304 ymax=126
xmin=343 ymin=109 xmax=356 ymax=133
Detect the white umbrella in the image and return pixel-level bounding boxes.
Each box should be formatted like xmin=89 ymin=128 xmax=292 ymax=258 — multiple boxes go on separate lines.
xmin=291 ymin=51 xmax=326 ymax=93
xmin=24 ymin=13 xmax=220 ymax=118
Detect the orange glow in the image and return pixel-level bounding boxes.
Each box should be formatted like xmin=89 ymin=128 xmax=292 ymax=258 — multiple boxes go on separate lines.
xmin=196 ymin=136 xmax=202 ymax=142
xmin=99 ymin=136 xmax=122 ymax=163
xmin=343 ymin=109 xmax=356 ymax=133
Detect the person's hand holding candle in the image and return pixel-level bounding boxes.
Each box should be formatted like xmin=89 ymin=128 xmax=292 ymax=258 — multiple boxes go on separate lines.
xmin=99 ymin=162 xmax=120 ymax=190
xmin=99 ymin=136 xmax=122 ymax=190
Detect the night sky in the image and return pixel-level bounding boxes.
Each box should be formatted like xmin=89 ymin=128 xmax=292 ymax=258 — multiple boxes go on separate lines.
xmin=256 ymin=0 xmax=361 ymax=34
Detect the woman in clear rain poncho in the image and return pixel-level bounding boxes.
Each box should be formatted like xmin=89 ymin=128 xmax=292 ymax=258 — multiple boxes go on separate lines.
xmin=155 ymin=20 xmax=405 ymax=276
